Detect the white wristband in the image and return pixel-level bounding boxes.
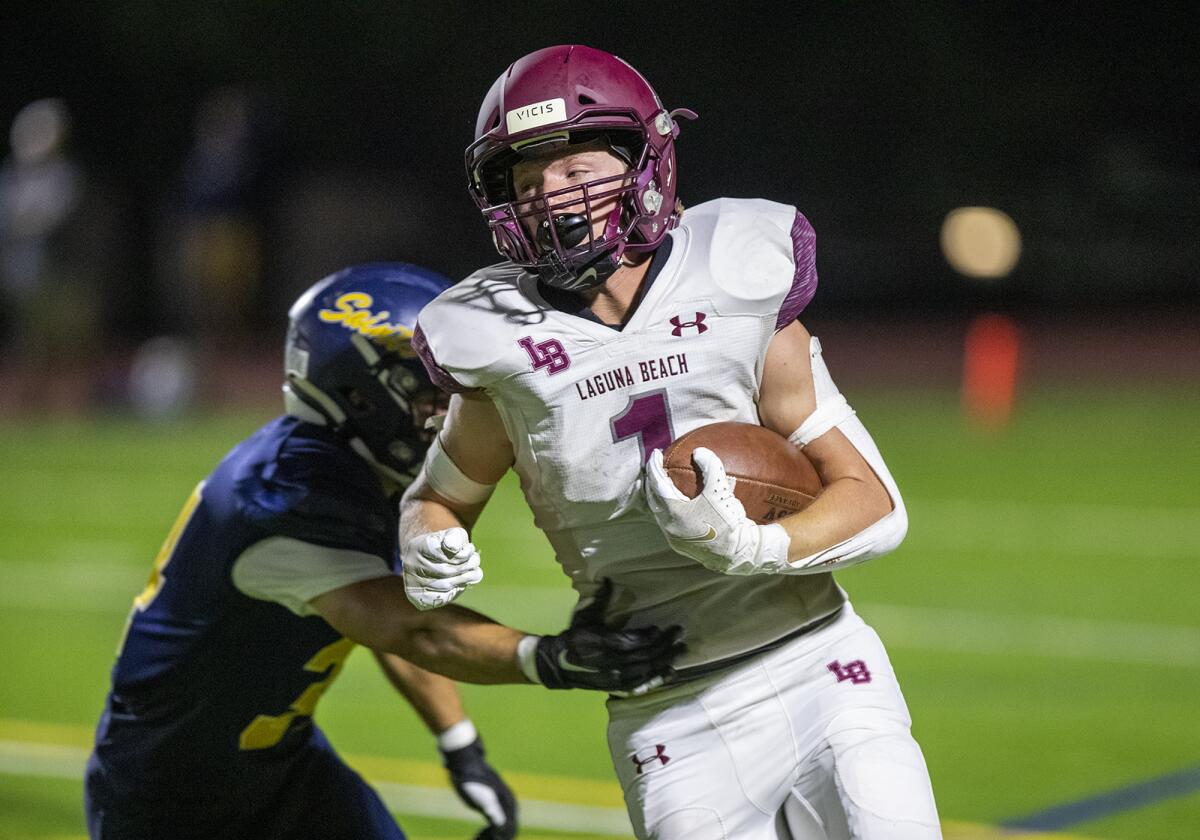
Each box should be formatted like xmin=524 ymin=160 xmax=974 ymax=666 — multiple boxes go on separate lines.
xmin=436 ymin=718 xmax=478 ymax=752
xmin=516 ymin=635 xmax=542 ymax=684
xmin=422 ymin=432 xmax=496 ymax=505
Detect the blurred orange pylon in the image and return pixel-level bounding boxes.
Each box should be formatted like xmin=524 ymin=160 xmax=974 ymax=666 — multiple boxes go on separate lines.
xmin=962 ymin=312 xmax=1021 ymax=431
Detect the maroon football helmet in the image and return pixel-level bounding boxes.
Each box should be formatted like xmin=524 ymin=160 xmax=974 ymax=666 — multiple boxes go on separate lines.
xmin=466 ymin=45 xmax=696 ymax=290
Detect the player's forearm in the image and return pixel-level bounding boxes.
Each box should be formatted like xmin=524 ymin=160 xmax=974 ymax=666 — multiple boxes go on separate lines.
xmin=777 ymin=472 xmax=892 ymax=560
xmin=398 ymin=475 xmax=491 ymax=611
xmin=397 ymin=390 xmax=512 ymax=545
xmin=398 ymin=477 xmax=483 ymax=541
xmin=311 ymin=577 xmax=527 ymax=684
xmin=770 ymin=417 xmax=908 ymax=572
xmin=399 ymin=610 xmax=527 ymax=684
xmin=372 ymin=650 xmax=467 ymax=732
xmin=365 ymin=614 xmax=528 ymax=684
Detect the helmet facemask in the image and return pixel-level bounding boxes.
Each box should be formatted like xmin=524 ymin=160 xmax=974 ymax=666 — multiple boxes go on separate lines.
xmin=466 ymin=46 xmax=695 ymax=290
xmin=501 ymin=159 xmax=637 ymax=290
xmin=470 ymin=120 xmax=669 ymax=291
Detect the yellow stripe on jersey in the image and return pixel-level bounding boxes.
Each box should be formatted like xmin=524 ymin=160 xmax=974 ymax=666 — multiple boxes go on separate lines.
xmin=133 ymin=481 xmax=205 ymax=611
xmin=238 ymin=637 xmax=357 ymax=751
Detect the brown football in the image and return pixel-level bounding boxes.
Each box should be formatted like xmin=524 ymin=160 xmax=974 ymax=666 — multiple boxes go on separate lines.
xmin=662 ymin=421 xmax=822 ymax=524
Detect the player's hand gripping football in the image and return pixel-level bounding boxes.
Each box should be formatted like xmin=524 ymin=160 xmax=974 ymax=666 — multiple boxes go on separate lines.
xmin=441 ymin=734 xmax=518 ymax=840
xmin=644 ymin=447 xmax=793 ymax=575
xmin=534 ymin=579 xmax=686 ymax=693
xmin=401 ymin=527 xmax=484 ymax=610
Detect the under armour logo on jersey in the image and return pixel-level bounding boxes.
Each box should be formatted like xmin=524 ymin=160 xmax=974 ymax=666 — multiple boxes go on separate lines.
xmin=517 ymin=336 xmax=571 ymax=375
xmin=827 ymin=659 xmax=872 ymax=685
xmin=630 ymin=744 xmax=671 ymax=775
xmin=669 ymin=312 xmax=708 ymax=337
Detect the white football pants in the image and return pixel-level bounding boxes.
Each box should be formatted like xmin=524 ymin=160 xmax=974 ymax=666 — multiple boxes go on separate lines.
xmin=606 ymin=604 xmax=941 ymax=839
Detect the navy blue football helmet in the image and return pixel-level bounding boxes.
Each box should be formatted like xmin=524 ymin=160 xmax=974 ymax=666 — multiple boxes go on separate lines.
xmin=283 ymin=263 xmax=451 ymax=486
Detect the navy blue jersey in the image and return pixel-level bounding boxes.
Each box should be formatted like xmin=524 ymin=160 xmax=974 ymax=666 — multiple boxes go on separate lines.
xmin=91 ymin=416 xmax=400 ymax=817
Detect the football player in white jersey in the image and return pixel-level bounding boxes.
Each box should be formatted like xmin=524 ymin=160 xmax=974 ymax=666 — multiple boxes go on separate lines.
xmin=399 ymin=45 xmax=942 ymax=839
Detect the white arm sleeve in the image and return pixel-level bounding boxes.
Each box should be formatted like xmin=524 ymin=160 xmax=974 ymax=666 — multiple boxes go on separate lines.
xmin=783 ymin=336 xmax=908 ymax=573
xmin=231 ymin=536 xmax=392 ymax=617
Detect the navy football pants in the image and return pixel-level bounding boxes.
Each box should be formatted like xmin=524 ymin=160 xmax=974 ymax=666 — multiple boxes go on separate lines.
xmin=84 ymin=730 xmax=405 ymax=840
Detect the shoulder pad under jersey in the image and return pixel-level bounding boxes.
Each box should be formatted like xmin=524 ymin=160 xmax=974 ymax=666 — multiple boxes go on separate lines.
xmin=236 ymin=423 xmax=393 ymax=558
xmin=413 ymin=262 xmax=549 ymax=392
xmin=680 ymin=198 xmax=817 ymax=328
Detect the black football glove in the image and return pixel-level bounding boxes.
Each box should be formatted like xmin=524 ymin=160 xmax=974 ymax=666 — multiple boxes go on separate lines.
xmin=534 ymin=579 xmax=686 ymax=692
xmin=440 ymin=735 xmax=518 ymax=840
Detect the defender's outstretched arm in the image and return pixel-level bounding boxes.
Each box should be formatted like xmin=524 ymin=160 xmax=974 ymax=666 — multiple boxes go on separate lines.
xmin=310 ymin=570 xmax=683 ymax=693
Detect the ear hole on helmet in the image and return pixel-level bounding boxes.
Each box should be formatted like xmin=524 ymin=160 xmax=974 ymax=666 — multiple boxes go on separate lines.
xmin=338 ymin=386 xmax=374 ymax=415
xmin=388 ymin=367 xmax=419 ymax=395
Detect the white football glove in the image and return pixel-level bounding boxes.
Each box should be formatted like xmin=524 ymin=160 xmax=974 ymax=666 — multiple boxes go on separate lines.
xmin=644 ymin=447 xmax=793 ymax=576
xmin=401 ymin=527 xmax=483 ymax=610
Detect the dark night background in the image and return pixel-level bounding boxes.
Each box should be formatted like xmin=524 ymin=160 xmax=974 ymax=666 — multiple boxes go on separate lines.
xmin=1 ymin=11 xmax=1199 ymax=836
xmin=3 ymin=0 xmax=1198 ymax=349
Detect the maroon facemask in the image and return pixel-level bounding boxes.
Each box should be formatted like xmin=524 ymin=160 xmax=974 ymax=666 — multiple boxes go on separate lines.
xmin=466 ymin=45 xmax=696 ymax=290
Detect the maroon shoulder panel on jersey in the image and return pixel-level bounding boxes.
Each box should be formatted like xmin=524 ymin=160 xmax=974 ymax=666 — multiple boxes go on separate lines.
xmin=411 ymin=323 xmax=477 ymax=394
xmin=776 ymin=211 xmax=818 ymax=330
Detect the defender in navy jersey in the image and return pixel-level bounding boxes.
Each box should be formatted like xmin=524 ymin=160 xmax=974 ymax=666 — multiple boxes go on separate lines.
xmin=401 ymin=47 xmax=942 ymax=839
xmin=86 ymin=263 xmax=684 ymax=840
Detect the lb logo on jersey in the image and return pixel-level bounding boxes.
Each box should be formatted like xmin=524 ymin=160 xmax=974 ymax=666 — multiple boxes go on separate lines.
xmin=319 ymin=292 xmax=415 ymax=353
xmin=669 ymin=312 xmax=708 ymax=337
xmin=517 ymin=335 xmax=571 ymax=375
xmin=827 ymin=659 xmax=872 ymax=685
xmin=630 ymin=744 xmax=671 ymax=775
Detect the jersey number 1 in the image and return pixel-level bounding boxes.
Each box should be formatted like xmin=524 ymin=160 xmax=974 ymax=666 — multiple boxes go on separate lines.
xmin=610 ymin=390 xmax=675 ymax=465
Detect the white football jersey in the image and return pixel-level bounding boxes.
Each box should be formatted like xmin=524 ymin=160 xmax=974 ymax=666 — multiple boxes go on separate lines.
xmin=416 ymin=198 xmax=844 ymax=668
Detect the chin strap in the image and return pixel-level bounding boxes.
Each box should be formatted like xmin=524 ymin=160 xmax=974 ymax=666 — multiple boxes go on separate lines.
xmin=536 ymin=246 xmax=620 ymax=291
xmin=535 ymin=195 xmax=630 ymax=291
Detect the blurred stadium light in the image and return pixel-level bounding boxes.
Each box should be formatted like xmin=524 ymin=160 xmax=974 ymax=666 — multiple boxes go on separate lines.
xmin=941 ymin=207 xmax=1022 ymax=280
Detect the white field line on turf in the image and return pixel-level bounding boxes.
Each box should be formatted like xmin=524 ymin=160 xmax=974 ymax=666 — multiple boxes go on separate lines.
xmin=0 ymin=558 xmax=145 ymax=610
xmin=4 ymin=492 xmax=1200 ymax=596
xmin=1 ymin=495 xmax=1197 ymax=573
xmin=0 ymin=740 xmax=635 ymax=836
xmin=855 ymin=603 xmax=1200 ymax=668
xmin=0 ymin=740 xmax=85 ymax=780
xmin=2 ymin=495 xmax=1196 ymax=589
xmin=372 ymin=781 xmax=634 ymax=835
xmin=1 ymin=565 xmax=1198 ymax=669
xmin=449 ymin=589 xmax=1200 ymax=670
xmin=911 ymin=498 xmax=1200 ymax=561
xmin=0 ymin=739 xmax=1107 ymax=840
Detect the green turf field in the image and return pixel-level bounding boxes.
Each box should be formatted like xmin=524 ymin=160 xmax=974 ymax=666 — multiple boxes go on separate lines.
xmin=1 ymin=386 xmax=1198 ymax=839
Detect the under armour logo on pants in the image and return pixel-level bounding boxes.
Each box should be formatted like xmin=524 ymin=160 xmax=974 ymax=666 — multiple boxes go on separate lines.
xmin=630 ymin=744 xmax=671 ymax=774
